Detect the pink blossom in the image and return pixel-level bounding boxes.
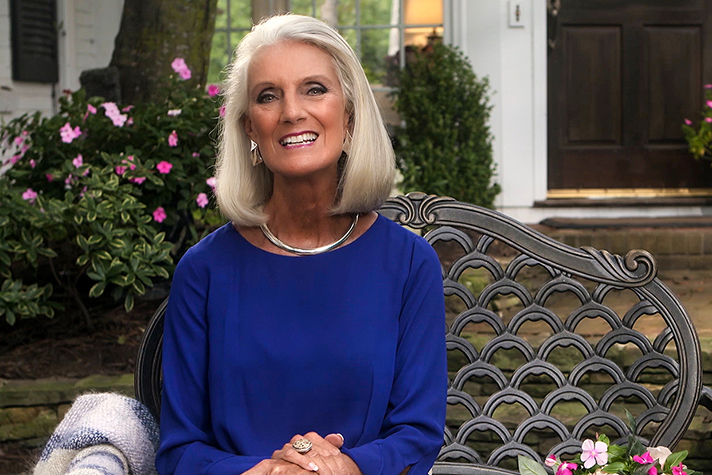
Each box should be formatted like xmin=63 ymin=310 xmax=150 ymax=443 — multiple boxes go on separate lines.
xmin=80 ymin=186 xmax=87 ymax=197
xmin=707 ymin=100 xmax=712 ymax=109
xmin=208 ymin=84 xmax=220 ymax=97
xmin=153 ymin=207 xmax=167 ymax=223
xmin=72 ymin=154 xmax=83 ymax=168
xmin=87 ymin=104 xmax=97 ymax=114
xmin=633 ymin=452 xmax=654 ymax=465
xmin=64 ymin=175 xmax=74 ymax=187
xmin=171 ymin=57 xmax=192 ymax=80
xmin=10 ymin=155 xmax=20 ymax=164
xmin=196 ymin=192 xmax=209 ymax=208
xmin=123 ymin=155 xmax=137 ymax=170
xmin=115 ymin=165 xmax=127 ymax=175
xmin=706 ymin=84 xmax=712 ymax=89
xmin=672 ymin=464 xmax=687 ymax=475
xmin=46 ymin=174 xmax=54 ymax=182
xmin=127 ymin=117 xmax=134 ymax=126
xmin=649 ymin=468 xmax=658 ymax=475
xmin=219 ymin=105 xmax=226 ymax=117
xmin=22 ymin=188 xmax=38 ymax=202
xmin=82 ymin=168 xmax=90 ymax=176
xmin=168 ymin=130 xmax=178 ymax=147
xmin=60 ymin=122 xmax=82 ymax=143
xmin=130 ymin=176 xmax=146 ymax=184
xmin=14 ymin=136 xmax=24 ymax=146
xmin=30 ymin=159 xmax=36 ymax=168
xmin=122 ymin=105 xmax=134 ymax=112
xmin=581 ymin=439 xmax=608 ymax=469
xmin=101 ymin=102 xmax=128 ymax=127
xmin=706 ymin=117 xmax=712 ymax=123
xmin=545 ymin=455 xmax=557 ymax=467
xmin=206 ymin=177 xmax=217 ymax=190
xmin=192 ymin=152 xmax=200 ymax=158
xmin=555 ymin=462 xmax=577 ymax=475
xmin=167 ymin=109 xmax=182 ymax=116
xmin=685 ymin=118 xmax=692 ymax=125
xmin=157 ymin=161 xmax=173 ymax=174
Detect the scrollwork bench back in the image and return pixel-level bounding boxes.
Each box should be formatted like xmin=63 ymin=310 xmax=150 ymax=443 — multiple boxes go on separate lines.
xmin=135 ymin=193 xmax=702 ymax=475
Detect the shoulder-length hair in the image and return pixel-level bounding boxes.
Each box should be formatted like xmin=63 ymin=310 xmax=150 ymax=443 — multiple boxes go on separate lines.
xmin=215 ymin=14 xmax=396 ymax=226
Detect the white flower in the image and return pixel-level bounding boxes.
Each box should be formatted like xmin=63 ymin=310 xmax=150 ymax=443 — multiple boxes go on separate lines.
xmin=647 ymin=446 xmax=672 ymax=468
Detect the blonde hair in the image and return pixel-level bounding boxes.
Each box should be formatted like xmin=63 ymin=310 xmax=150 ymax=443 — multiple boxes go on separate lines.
xmin=215 ymin=14 xmax=396 ymax=226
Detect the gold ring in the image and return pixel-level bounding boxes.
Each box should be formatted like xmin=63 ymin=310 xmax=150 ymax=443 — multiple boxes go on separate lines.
xmin=292 ymin=438 xmax=313 ymax=454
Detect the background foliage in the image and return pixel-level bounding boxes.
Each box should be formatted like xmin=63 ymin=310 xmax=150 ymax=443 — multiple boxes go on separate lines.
xmin=392 ymin=43 xmax=500 ymax=207
xmin=0 ymin=62 xmax=223 ymax=325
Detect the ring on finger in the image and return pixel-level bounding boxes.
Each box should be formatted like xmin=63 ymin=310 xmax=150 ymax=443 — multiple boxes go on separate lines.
xmin=292 ymin=438 xmax=313 ymax=454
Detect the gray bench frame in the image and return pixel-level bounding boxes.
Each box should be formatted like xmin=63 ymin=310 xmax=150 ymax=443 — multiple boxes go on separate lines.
xmin=136 ymin=192 xmax=703 ymax=475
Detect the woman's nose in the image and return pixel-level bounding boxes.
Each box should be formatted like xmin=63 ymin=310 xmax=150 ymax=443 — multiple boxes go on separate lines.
xmin=280 ymin=93 xmax=307 ymax=123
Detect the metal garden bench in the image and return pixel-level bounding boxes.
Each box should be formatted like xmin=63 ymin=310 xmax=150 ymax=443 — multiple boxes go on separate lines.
xmin=135 ymin=192 xmax=703 ymax=475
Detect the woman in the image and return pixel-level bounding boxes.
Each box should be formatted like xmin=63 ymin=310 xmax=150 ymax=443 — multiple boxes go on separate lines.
xmin=156 ymin=14 xmax=447 ymax=475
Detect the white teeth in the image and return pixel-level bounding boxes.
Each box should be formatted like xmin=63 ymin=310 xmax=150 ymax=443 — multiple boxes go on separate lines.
xmin=280 ymin=133 xmax=317 ymax=146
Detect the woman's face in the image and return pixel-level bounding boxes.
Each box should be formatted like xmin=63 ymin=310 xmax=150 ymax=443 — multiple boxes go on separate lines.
xmin=243 ymin=41 xmax=350 ymax=181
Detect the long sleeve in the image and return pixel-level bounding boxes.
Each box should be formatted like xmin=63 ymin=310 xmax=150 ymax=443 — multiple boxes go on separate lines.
xmin=340 ymin=238 xmax=447 ymax=475
xmin=156 ymin=248 xmax=266 ymax=475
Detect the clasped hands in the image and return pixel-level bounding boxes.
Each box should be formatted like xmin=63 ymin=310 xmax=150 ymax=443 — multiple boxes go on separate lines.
xmin=245 ymin=432 xmax=361 ymax=475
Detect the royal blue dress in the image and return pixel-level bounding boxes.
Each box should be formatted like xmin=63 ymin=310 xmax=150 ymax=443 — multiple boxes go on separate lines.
xmin=156 ymin=215 xmax=447 ymax=475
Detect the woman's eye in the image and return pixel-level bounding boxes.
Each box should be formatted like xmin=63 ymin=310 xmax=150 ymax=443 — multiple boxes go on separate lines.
xmin=256 ymin=92 xmax=277 ymax=103
xmin=307 ymin=85 xmax=327 ymax=95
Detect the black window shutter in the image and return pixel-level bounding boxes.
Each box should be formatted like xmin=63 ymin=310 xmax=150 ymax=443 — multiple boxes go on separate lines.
xmin=10 ymin=0 xmax=59 ymax=83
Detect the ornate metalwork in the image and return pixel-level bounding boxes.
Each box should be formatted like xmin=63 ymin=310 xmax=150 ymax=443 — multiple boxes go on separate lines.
xmin=135 ymin=192 xmax=702 ymax=475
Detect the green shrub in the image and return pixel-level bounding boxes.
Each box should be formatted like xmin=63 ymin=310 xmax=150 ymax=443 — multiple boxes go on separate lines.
xmin=682 ymin=84 xmax=712 ymax=162
xmin=392 ymin=43 xmax=500 ymax=207
xmin=0 ymin=58 xmax=224 ymax=325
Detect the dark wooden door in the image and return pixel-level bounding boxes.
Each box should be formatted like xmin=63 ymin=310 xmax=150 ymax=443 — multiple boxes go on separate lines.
xmin=548 ymin=0 xmax=712 ymax=190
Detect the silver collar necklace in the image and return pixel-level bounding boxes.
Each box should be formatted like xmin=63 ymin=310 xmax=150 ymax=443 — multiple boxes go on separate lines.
xmin=260 ymin=214 xmax=359 ymax=256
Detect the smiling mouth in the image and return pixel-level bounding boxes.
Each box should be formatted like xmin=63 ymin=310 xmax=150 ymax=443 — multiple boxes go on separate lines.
xmin=280 ymin=132 xmax=318 ymax=146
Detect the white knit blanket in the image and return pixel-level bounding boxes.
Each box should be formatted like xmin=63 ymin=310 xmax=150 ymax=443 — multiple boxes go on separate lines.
xmin=34 ymin=393 xmax=159 ymax=475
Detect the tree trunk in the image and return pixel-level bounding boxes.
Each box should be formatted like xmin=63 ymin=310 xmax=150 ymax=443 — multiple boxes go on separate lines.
xmin=110 ymin=0 xmax=218 ymax=104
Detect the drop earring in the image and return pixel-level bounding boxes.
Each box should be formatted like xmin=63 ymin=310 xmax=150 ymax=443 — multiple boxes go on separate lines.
xmin=251 ymin=141 xmax=263 ymax=166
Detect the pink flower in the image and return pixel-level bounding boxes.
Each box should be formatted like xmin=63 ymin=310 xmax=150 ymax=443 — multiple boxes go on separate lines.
xmin=171 ymin=57 xmax=192 ymax=80
xmin=127 ymin=117 xmax=134 ymax=126
xmin=82 ymin=168 xmax=90 ymax=176
xmin=46 ymin=174 xmax=54 ymax=182
xmin=130 ymin=176 xmax=146 ymax=184
xmin=196 ymin=192 xmax=209 ymax=208
xmin=634 ymin=452 xmax=654 ymax=465
xmin=705 ymin=84 xmax=712 ymax=89
xmin=87 ymin=104 xmax=97 ymax=114
xmin=649 ymin=468 xmax=658 ymax=475
xmin=707 ymin=100 xmax=712 ymax=109
xmin=122 ymin=105 xmax=134 ymax=112
xmin=167 ymin=109 xmax=182 ymax=116
xmin=30 ymin=159 xmax=36 ymax=168
xmin=60 ymin=122 xmax=82 ymax=143
xmin=206 ymin=177 xmax=217 ymax=190
xmin=581 ymin=439 xmax=608 ymax=469
xmin=705 ymin=117 xmax=712 ymax=123
xmin=168 ymin=130 xmax=178 ymax=147
xmin=153 ymin=207 xmax=167 ymax=223
xmin=685 ymin=118 xmax=692 ymax=125
xmin=14 ymin=136 xmax=24 ymax=146
xmin=672 ymin=464 xmax=687 ymax=475
xmin=555 ymin=462 xmax=577 ymax=475
xmin=545 ymin=455 xmax=557 ymax=467
xmin=192 ymin=152 xmax=200 ymax=158
xmin=157 ymin=160 xmax=173 ymax=174
xmin=65 ymin=175 xmax=74 ymax=188
xmin=208 ymin=84 xmax=220 ymax=97
xmin=72 ymin=154 xmax=83 ymax=168
xmin=10 ymin=155 xmax=20 ymax=164
xmin=219 ymin=105 xmax=226 ymax=117
xmin=101 ymin=102 xmax=128 ymax=127
xmin=115 ymin=165 xmax=127 ymax=175
xmin=22 ymin=188 xmax=38 ymax=202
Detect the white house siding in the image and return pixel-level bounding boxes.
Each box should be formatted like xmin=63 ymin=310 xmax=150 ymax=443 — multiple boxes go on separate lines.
xmin=0 ymin=0 xmax=122 ymax=122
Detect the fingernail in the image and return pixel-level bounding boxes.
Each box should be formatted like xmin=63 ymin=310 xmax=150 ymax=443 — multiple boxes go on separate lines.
xmin=308 ymin=462 xmax=319 ymax=472
xmin=337 ymin=433 xmax=344 ymax=442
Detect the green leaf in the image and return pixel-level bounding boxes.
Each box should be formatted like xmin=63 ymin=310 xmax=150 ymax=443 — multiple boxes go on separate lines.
xmin=517 ymin=456 xmax=547 ymax=475
xmin=76 ymin=254 xmax=90 ymax=266
xmin=124 ymin=292 xmax=134 ymax=312
xmin=664 ymin=451 xmax=687 ymax=471
xmin=88 ymin=281 xmax=107 ymax=298
xmin=625 ymin=408 xmax=637 ymax=434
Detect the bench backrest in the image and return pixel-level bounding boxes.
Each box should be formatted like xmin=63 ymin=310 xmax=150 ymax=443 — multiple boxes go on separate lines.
xmin=135 ymin=193 xmax=702 ymax=475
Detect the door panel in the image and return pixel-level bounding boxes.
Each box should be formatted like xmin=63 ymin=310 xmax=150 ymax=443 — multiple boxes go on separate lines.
xmin=548 ymin=0 xmax=712 ymax=190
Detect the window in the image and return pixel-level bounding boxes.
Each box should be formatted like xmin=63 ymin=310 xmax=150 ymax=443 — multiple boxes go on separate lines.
xmin=9 ymin=0 xmax=58 ymax=83
xmin=208 ymin=0 xmax=444 ymax=90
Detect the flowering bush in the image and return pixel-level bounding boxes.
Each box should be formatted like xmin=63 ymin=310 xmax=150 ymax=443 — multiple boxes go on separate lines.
xmin=0 ymin=58 xmax=225 ymax=324
xmin=682 ymin=84 xmax=712 ymax=161
xmin=519 ymin=414 xmax=698 ymax=475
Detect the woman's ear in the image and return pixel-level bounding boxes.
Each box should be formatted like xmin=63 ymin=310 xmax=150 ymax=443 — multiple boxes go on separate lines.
xmin=241 ymin=114 xmax=256 ymax=141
